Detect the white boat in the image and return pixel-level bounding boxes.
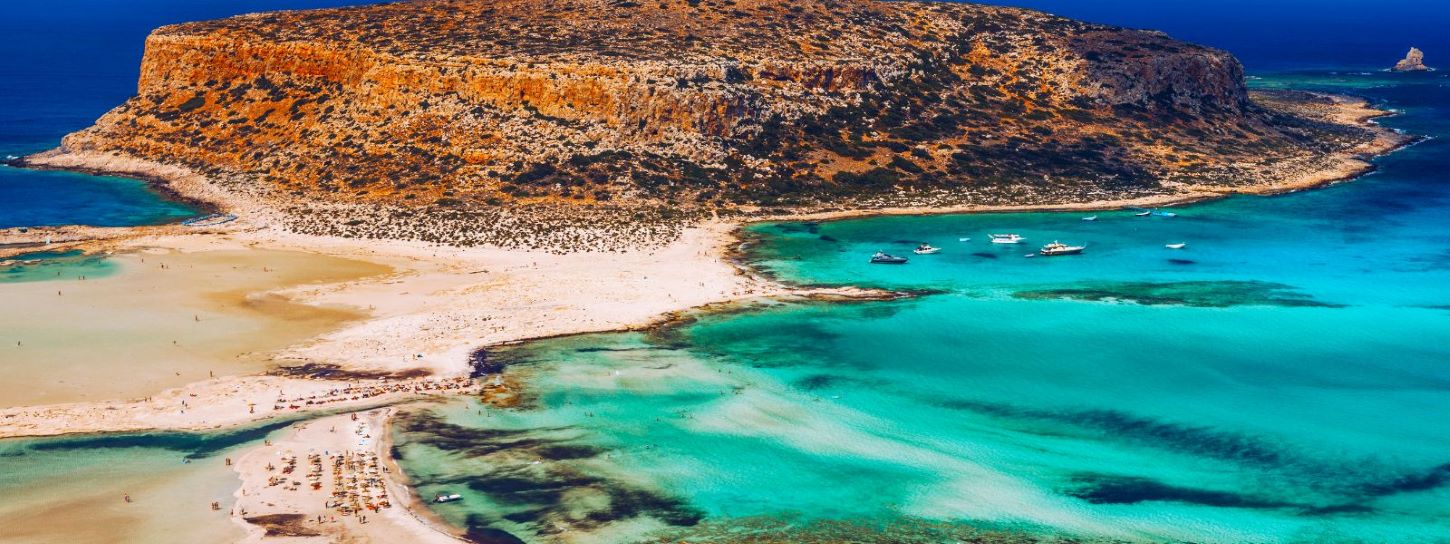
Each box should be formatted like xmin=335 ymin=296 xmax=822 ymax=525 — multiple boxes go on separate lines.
xmin=1152 ymin=210 xmax=1178 ymax=218
xmin=1081 ymin=215 xmax=1098 ymax=221
xmin=1040 ymin=241 xmax=1086 ymax=256
xmin=958 ymin=237 xmax=971 ymax=242
xmin=913 ymin=243 xmax=941 ymax=255
xmin=434 ymin=493 xmax=463 ymax=503
xmin=1165 ymin=243 xmax=1187 ymax=250
xmin=989 ymin=234 xmax=1023 ymax=244
xmin=1134 ymin=210 xmax=1153 ymax=217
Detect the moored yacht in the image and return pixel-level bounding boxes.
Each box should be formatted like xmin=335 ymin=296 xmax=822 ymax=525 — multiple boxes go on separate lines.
xmin=913 ymin=243 xmax=941 ymax=255
xmin=870 ymin=251 xmax=909 ymax=264
xmin=434 ymin=493 xmax=463 ymax=503
xmin=989 ymin=234 xmax=1024 ymax=244
xmin=1039 ymin=241 xmax=1085 ymax=256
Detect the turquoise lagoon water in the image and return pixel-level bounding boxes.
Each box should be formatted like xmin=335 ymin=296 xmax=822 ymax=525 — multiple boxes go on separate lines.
xmin=0 ymin=249 xmax=120 ymax=283
xmin=394 ymin=71 xmax=1450 ymax=544
xmin=0 ymin=168 xmax=197 ymax=229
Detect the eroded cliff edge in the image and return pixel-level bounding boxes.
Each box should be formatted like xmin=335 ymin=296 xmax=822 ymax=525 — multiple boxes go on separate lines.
xmin=37 ymin=0 xmax=1398 ymax=250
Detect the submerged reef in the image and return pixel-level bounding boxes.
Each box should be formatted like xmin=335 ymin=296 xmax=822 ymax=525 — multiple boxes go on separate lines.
xmin=648 ymin=514 xmax=1106 ymax=543
xmin=393 ymin=410 xmax=702 ymax=541
xmin=1012 ymin=280 xmax=1343 ymax=308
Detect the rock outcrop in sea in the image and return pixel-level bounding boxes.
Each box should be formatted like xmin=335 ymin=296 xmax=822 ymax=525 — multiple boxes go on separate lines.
xmin=1392 ymin=47 xmax=1430 ymax=72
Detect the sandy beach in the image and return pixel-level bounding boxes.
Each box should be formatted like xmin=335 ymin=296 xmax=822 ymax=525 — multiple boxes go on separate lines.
xmin=0 ymin=217 xmax=818 ymax=439
xmin=0 ymin=247 xmax=387 ymax=406
xmin=230 ymin=408 xmax=461 ymax=543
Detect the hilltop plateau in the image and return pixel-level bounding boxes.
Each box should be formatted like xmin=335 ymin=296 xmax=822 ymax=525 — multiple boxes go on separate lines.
xmin=26 ymin=0 xmax=1400 ymax=250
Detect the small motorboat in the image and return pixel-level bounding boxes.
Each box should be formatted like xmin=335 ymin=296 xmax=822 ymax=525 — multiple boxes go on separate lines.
xmin=958 ymin=237 xmax=971 ymax=242
xmin=1134 ymin=209 xmax=1153 ymax=217
xmin=1081 ymin=215 xmax=1098 ymax=221
xmin=1165 ymin=243 xmax=1187 ymax=250
xmin=1040 ymin=241 xmax=1086 ymax=256
xmin=913 ymin=243 xmax=941 ymax=255
xmin=870 ymin=251 xmax=909 ymax=264
xmin=990 ymin=234 xmax=1024 ymax=244
xmin=434 ymin=493 xmax=463 ymax=504
xmin=1152 ymin=210 xmax=1178 ymax=218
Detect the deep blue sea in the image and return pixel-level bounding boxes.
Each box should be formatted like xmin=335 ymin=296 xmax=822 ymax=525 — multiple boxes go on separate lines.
xmin=975 ymin=0 xmax=1450 ymax=71
xmin=0 ymin=0 xmax=363 ymax=228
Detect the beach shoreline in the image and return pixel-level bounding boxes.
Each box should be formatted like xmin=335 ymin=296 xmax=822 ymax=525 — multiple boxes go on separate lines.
xmin=228 ymin=408 xmax=463 ymax=543
xmin=6 ymin=152 xmax=222 ymax=218
xmin=5 ymin=92 xmax=1408 ymax=257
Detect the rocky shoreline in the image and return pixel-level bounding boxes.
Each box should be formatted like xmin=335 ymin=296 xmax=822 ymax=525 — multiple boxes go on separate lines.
xmin=5 ymin=88 xmax=1407 ymax=260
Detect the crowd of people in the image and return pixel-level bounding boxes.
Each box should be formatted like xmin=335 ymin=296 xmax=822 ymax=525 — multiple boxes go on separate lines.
xmin=270 ymin=376 xmax=479 ymax=411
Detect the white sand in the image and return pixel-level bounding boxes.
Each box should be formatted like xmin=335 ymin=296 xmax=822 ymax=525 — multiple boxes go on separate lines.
xmin=230 ymin=409 xmax=461 ymax=543
xmin=0 ymin=248 xmax=387 ymax=406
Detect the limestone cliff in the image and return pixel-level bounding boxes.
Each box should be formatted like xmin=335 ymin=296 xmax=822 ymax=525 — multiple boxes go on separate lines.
xmin=51 ymin=0 xmax=1385 ymax=249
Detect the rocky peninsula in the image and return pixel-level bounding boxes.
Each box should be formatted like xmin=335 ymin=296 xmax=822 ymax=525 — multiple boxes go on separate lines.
xmin=19 ymin=0 xmax=1403 ymax=252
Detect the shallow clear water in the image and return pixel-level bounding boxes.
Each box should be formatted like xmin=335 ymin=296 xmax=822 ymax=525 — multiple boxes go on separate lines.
xmin=0 ymin=249 xmax=119 ymax=283
xmin=396 ymin=71 xmax=1450 ymax=543
xmin=0 ymin=421 xmax=296 ymax=544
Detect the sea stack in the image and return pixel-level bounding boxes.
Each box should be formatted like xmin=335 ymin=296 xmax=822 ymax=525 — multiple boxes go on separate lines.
xmin=1392 ymin=47 xmax=1430 ymax=71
